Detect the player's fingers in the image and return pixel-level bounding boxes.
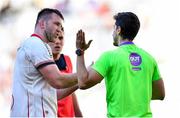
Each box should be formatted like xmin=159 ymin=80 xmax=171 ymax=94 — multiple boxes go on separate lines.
xmin=87 ymin=40 xmax=93 ymax=48
xmin=82 ymin=31 xmax=85 ymax=43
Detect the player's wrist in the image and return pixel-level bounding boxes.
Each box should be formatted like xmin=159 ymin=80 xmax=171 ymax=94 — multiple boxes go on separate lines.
xmin=75 ymin=48 xmax=84 ymax=56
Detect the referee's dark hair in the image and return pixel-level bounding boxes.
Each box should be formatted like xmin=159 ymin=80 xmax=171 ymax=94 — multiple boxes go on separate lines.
xmin=114 ymin=12 xmax=140 ymax=41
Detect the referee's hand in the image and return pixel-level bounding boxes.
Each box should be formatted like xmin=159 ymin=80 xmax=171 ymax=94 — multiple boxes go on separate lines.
xmin=76 ymin=29 xmax=93 ymax=51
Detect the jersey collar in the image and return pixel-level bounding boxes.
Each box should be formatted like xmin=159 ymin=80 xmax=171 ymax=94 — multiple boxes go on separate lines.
xmin=119 ymin=41 xmax=134 ymax=46
xmin=31 ymin=34 xmax=43 ymax=40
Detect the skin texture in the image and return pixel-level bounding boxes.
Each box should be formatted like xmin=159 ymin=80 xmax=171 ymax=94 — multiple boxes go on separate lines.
xmin=48 ymin=27 xmax=82 ymax=117
xmin=76 ymin=28 xmax=165 ymax=100
xmin=35 ymin=12 xmax=77 ymax=89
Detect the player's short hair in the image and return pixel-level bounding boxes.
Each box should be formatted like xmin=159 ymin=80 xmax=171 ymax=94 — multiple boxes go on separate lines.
xmin=35 ymin=8 xmax=64 ymax=27
xmin=114 ymin=12 xmax=140 ymax=40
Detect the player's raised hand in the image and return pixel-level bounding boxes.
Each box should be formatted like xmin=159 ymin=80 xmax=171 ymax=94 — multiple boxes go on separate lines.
xmin=76 ymin=29 xmax=93 ymax=51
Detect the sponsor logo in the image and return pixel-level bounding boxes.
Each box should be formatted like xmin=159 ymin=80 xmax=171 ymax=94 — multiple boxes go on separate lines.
xmin=129 ymin=53 xmax=142 ymax=70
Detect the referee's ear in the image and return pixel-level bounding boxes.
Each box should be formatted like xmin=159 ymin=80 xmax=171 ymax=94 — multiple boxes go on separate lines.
xmin=116 ymin=26 xmax=121 ymax=35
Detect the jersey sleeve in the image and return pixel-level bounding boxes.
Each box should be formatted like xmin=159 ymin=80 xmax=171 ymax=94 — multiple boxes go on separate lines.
xmin=152 ymin=60 xmax=161 ymax=81
xmin=92 ymin=52 xmax=110 ymax=78
xmin=26 ymin=39 xmax=55 ymax=69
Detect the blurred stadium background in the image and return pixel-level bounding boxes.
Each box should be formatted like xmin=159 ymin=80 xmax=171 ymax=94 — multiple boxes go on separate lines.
xmin=0 ymin=0 xmax=180 ymax=117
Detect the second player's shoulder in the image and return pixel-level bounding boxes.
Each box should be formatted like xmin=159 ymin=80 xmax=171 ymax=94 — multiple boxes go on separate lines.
xmin=62 ymin=54 xmax=71 ymax=60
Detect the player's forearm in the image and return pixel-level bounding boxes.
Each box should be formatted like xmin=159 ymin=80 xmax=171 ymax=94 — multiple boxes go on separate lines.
xmin=47 ymin=73 xmax=77 ymax=89
xmin=77 ymin=55 xmax=89 ymax=89
xmin=57 ymin=73 xmax=78 ymax=89
xmin=41 ymin=65 xmax=77 ymax=89
xmin=57 ymin=84 xmax=78 ymax=100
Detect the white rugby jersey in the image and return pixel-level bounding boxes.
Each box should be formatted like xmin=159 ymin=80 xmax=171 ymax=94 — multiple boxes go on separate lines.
xmin=10 ymin=34 xmax=57 ymax=117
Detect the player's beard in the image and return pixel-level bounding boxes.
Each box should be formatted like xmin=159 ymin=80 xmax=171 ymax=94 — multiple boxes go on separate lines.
xmin=44 ymin=30 xmax=55 ymax=42
xmin=113 ymin=33 xmax=122 ymax=46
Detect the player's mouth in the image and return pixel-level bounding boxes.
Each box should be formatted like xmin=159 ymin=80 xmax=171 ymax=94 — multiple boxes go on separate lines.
xmin=55 ymin=46 xmax=61 ymax=50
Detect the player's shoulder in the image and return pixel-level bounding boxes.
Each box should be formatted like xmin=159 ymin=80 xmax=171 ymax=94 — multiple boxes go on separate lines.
xmin=105 ymin=47 xmax=123 ymax=56
xmin=63 ymin=54 xmax=70 ymax=58
xmin=62 ymin=54 xmax=71 ymax=61
xmin=138 ymin=47 xmax=156 ymax=62
xmin=22 ymin=36 xmax=44 ymax=49
xmin=27 ymin=36 xmax=43 ymax=44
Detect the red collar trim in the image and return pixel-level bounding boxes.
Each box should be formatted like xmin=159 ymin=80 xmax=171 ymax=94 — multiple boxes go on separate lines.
xmin=31 ymin=34 xmax=42 ymax=40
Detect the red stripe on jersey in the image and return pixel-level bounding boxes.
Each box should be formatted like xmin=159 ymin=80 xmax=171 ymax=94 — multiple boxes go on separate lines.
xmin=31 ymin=34 xmax=43 ymax=40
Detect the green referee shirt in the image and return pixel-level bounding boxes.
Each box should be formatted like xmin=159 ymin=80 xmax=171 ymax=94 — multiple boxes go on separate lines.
xmin=92 ymin=42 xmax=161 ymax=117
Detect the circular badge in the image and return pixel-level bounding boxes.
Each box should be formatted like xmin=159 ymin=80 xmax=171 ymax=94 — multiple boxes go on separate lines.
xmin=129 ymin=53 xmax=142 ymax=66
